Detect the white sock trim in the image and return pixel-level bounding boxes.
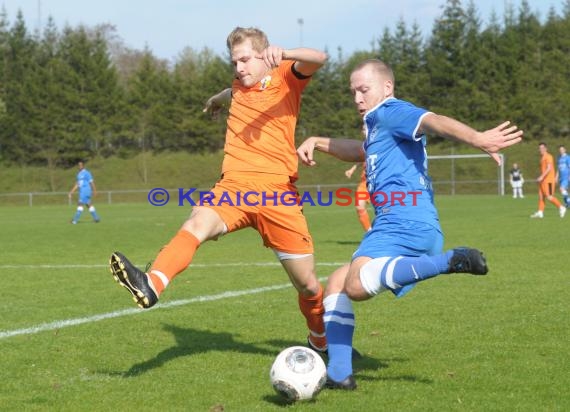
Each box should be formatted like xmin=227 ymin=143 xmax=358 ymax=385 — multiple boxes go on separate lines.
xmin=323 ymin=293 xmax=354 ymax=326
xmin=384 ymin=256 xmax=404 ymax=290
xmin=150 ymin=270 xmax=170 ymax=289
xmin=359 ymin=257 xmax=391 ymax=296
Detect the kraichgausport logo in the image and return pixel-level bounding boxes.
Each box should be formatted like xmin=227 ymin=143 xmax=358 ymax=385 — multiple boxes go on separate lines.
xmin=147 ymin=188 xmax=422 ymax=207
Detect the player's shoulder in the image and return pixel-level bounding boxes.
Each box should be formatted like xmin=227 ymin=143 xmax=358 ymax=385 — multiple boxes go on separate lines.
xmin=384 ymin=97 xmax=409 ymax=108
xmin=383 ymin=98 xmax=426 ymax=115
xmin=381 ymin=98 xmax=427 ymax=126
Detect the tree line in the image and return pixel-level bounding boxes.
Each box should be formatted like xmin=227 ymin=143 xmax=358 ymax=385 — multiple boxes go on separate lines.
xmin=1 ymin=0 xmax=569 ymax=169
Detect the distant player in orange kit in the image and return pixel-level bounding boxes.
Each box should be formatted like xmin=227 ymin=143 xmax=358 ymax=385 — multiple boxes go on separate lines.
xmin=530 ymin=142 xmax=566 ymax=218
xmin=344 ymin=162 xmax=371 ymax=231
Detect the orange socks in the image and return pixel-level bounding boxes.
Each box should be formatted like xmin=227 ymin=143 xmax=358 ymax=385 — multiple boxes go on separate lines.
xmin=550 ymin=197 xmax=562 ymax=208
xmin=148 ymin=230 xmax=200 ymax=295
xmin=356 ymin=208 xmax=371 ymax=231
xmin=539 ymin=196 xmax=562 ymax=211
xmin=299 ymin=284 xmax=327 ymax=351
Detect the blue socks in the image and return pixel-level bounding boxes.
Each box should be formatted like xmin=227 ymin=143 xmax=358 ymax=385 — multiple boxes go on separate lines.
xmin=72 ymin=206 xmax=83 ymax=223
xmin=379 ymin=251 xmax=453 ymax=294
xmin=324 ymin=293 xmax=354 ymax=382
xmin=89 ymin=206 xmax=100 ymax=222
xmin=323 ymin=251 xmax=455 ymax=382
xmin=72 ymin=205 xmax=100 ymax=223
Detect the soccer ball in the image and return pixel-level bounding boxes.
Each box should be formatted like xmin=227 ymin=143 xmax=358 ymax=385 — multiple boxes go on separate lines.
xmin=269 ymin=346 xmax=327 ymax=401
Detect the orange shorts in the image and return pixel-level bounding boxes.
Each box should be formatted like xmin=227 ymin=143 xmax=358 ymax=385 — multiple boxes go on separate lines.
xmin=539 ymin=181 xmax=555 ymax=197
xmin=200 ymin=172 xmax=313 ymax=254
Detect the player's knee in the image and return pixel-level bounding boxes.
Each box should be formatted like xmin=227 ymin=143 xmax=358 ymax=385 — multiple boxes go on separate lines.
xmin=184 ymin=207 xmax=225 ymax=241
xmin=353 ymin=257 xmax=393 ymax=300
xmin=344 ymin=278 xmax=369 ymax=301
xmin=344 ymin=263 xmax=374 ymax=301
xmin=297 ymin=275 xmax=321 ymax=296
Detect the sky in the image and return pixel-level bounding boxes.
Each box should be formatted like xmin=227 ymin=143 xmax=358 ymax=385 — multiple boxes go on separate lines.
xmin=2 ymin=0 xmax=562 ymax=61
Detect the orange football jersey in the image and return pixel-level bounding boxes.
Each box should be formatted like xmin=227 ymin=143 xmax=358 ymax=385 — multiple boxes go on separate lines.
xmin=221 ymin=61 xmax=310 ymax=180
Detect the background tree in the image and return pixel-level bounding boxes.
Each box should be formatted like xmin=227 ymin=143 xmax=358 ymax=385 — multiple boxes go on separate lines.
xmin=172 ymin=47 xmax=232 ymax=153
xmin=1 ymin=1 xmax=569 ymax=168
xmin=0 ymin=11 xmax=38 ymax=165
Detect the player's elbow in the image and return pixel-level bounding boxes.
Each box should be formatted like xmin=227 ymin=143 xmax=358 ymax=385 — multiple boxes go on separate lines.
xmin=316 ymin=51 xmax=329 ymax=65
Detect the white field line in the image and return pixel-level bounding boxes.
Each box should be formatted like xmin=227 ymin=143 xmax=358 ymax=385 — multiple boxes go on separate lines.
xmin=0 ymin=262 xmax=347 ymax=269
xmin=0 ymin=261 xmax=348 ymax=340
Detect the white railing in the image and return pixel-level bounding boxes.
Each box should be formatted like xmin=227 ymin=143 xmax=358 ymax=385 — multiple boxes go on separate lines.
xmin=0 ymin=179 xmax=504 ymax=207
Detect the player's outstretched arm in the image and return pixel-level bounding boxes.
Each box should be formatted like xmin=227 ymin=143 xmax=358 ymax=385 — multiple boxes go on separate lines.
xmin=420 ymin=114 xmax=523 ymax=165
xmin=202 ymin=88 xmax=232 ymax=116
xmin=257 ymin=46 xmax=327 ymax=77
xmin=284 ymin=47 xmax=328 ymax=77
xmin=297 ymin=137 xmax=364 ymax=167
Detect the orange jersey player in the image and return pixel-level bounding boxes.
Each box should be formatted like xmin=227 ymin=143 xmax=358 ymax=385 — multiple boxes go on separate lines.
xmin=530 ymin=142 xmax=566 ymax=218
xmin=345 ymin=162 xmax=371 ymax=231
xmin=109 ymin=27 xmax=331 ymax=353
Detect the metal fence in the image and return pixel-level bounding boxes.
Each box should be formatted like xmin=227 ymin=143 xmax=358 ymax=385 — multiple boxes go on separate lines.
xmin=0 ymin=179 xmax=504 ymax=207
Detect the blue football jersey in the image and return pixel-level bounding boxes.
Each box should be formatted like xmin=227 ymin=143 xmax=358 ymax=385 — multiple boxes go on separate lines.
xmin=558 ymin=153 xmax=569 ymax=180
xmin=362 ymin=97 xmax=439 ymax=227
xmin=77 ymin=169 xmax=93 ymax=194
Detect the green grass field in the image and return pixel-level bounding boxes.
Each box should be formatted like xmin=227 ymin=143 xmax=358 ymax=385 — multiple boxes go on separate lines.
xmin=0 ymin=195 xmax=568 ymax=411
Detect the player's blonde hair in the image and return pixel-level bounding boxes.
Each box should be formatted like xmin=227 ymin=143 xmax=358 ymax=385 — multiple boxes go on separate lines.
xmin=353 ymin=59 xmax=395 ymax=86
xmin=227 ymin=27 xmax=269 ymax=53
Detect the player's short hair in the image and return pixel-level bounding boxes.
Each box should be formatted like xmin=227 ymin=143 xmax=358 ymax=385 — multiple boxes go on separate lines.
xmin=227 ymin=27 xmax=269 ymax=53
xmin=352 ymin=59 xmax=395 ymax=84
xmin=538 ymin=142 xmax=547 ymax=148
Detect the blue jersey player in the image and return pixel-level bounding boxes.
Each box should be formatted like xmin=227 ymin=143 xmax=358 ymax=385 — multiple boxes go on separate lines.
xmin=556 ymin=145 xmax=570 ymax=207
xmin=297 ymin=59 xmax=523 ymax=390
xmin=68 ymin=161 xmax=100 ymax=224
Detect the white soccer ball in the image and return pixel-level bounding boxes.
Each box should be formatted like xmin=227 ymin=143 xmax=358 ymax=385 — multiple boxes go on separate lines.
xmin=269 ymin=346 xmax=327 ymax=401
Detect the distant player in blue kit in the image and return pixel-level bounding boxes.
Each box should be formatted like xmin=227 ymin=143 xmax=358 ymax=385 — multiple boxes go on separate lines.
xmin=297 ymin=59 xmax=523 ymax=390
xmin=68 ymin=160 xmax=100 ymax=224
xmin=556 ymin=145 xmax=570 ymax=207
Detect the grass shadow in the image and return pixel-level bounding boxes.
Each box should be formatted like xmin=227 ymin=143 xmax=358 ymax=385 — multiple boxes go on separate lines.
xmin=107 ymin=323 xmax=275 ymax=377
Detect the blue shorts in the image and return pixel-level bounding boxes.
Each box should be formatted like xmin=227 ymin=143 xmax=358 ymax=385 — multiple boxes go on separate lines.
xmin=353 ymin=218 xmax=444 ymax=260
xmin=559 ymin=178 xmax=569 ymax=191
xmin=79 ymin=192 xmax=93 ymax=205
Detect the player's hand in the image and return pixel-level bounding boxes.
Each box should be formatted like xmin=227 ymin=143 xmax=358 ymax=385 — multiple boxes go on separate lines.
xmin=202 ymin=88 xmax=231 ymax=118
xmin=479 ymin=121 xmax=523 ymax=165
xmin=297 ymin=138 xmax=319 ymax=167
xmin=345 ymin=165 xmax=357 ymax=178
xmin=257 ymin=46 xmax=284 ymax=69
xmin=203 ymin=96 xmax=224 ymax=118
